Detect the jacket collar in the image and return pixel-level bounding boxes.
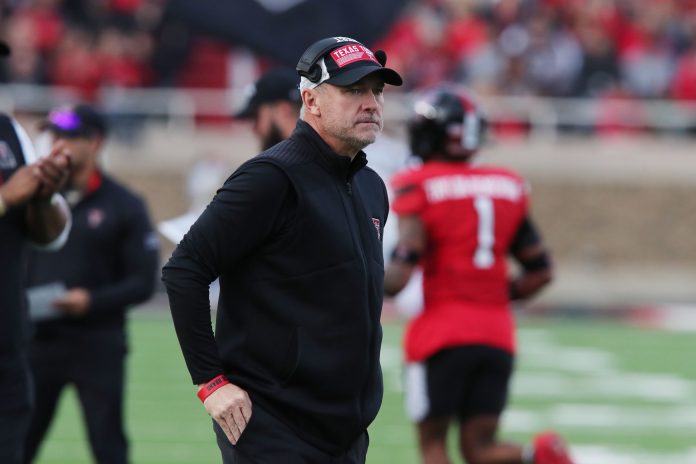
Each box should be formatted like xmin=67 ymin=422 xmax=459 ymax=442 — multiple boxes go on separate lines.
xmin=292 ymin=120 xmax=368 ymax=182
xmin=64 ymin=169 xmax=103 ymax=207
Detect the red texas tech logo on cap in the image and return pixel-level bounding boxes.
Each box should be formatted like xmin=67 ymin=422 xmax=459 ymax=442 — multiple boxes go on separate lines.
xmin=330 ymin=44 xmax=378 ymax=68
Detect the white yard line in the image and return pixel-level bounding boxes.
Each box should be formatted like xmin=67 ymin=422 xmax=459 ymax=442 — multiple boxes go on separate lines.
xmin=504 ymin=405 xmax=696 ymax=430
xmin=380 ymin=326 xmax=696 ymax=463
xmin=569 ymin=445 xmax=696 ymax=464
xmin=512 ymin=372 xmax=694 ymax=402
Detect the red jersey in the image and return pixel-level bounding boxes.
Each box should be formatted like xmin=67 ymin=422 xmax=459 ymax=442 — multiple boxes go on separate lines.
xmin=391 ymin=161 xmax=530 ymax=361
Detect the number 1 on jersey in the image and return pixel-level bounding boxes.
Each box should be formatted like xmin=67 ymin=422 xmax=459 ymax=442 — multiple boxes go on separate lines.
xmin=473 ymin=195 xmax=494 ymax=269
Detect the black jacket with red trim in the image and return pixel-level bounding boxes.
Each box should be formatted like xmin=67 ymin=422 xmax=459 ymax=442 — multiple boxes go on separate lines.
xmin=162 ymin=120 xmax=389 ymax=455
xmin=25 ymin=173 xmax=159 ymax=335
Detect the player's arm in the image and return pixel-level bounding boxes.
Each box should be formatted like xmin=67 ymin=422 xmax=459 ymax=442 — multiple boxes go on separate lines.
xmin=0 ymin=126 xmax=72 ymax=248
xmin=24 ymin=191 xmax=71 ymax=248
xmin=384 ymin=213 xmax=426 ymax=297
xmin=24 ymin=150 xmax=72 ymax=247
xmin=508 ymin=215 xmax=553 ymax=301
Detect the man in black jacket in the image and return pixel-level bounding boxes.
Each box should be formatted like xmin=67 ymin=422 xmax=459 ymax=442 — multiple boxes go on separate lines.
xmin=0 ymin=40 xmax=73 ymax=464
xmin=235 ymin=67 xmax=302 ymax=150
xmin=22 ymin=104 xmax=159 ymax=464
xmin=162 ymin=36 xmax=402 ymax=463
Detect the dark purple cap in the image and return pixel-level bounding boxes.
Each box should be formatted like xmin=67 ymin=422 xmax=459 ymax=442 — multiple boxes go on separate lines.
xmin=40 ymin=104 xmax=107 ymax=138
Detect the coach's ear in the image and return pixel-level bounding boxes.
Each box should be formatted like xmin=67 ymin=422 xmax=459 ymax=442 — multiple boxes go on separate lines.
xmin=301 ymin=88 xmax=322 ymax=117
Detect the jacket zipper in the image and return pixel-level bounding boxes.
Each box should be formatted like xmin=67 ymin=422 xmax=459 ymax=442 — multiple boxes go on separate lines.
xmin=344 ymin=176 xmax=374 ymax=427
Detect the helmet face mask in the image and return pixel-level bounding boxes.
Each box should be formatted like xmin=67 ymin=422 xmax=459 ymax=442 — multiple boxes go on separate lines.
xmin=408 ymin=85 xmax=486 ymax=161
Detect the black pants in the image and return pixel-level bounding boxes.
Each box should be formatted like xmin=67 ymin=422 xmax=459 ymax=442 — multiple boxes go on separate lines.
xmin=23 ymin=330 xmax=128 ymax=464
xmin=214 ymin=403 xmax=369 ymax=464
xmin=0 ymin=351 xmax=33 ymax=464
xmin=404 ymin=345 xmax=514 ymax=423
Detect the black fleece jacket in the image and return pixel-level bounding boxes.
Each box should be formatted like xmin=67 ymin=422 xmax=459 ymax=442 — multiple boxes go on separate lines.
xmin=0 ymin=114 xmax=30 ymax=353
xmin=26 ymin=173 xmax=159 ymax=335
xmin=162 ymin=120 xmax=388 ymax=455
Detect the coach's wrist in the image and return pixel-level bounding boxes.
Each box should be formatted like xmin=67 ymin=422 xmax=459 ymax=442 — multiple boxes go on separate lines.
xmin=197 ymin=375 xmax=230 ymax=402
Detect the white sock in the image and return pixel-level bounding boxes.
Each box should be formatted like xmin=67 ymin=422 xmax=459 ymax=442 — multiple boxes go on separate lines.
xmin=522 ymin=443 xmax=535 ymax=464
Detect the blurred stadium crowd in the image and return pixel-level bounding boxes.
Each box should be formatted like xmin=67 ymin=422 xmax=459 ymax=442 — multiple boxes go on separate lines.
xmin=378 ymin=0 xmax=696 ymax=101
xmin=0 ymin=0 xmax=162 ymax=99
xmin=2 ymin=0 xmax=696 ymax=102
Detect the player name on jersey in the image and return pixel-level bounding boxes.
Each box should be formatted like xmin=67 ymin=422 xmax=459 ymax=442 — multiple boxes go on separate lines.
xmin=424 ymin=174 xmax=524 ymax=203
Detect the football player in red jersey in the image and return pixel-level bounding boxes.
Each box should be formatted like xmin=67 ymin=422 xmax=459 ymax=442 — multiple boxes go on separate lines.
xmin=385 ymin=85 xmax=574 ymax=464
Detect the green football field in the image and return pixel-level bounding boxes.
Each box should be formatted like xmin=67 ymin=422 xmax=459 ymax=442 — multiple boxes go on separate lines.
xmin=33 ymin=308 xmax=696 ymax=464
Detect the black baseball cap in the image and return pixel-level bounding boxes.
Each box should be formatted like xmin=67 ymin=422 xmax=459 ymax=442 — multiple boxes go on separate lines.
xmin=40 ymin=104 xmax=107 ymax=138
xmin=297 ymin=36 xmax=402 ymax=87
xmin=235 ymin=68 xmax=301 ymax=119
xmin=0 ymin=40 xmax=10 ymax=57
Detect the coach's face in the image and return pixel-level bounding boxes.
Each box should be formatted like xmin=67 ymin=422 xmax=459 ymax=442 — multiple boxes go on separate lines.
xmin=254 ymin=102 xmax=287 ymax=151
xmin=314 ymin=74 xmax=385 ymax=155
xmin=50 ymin=133 xmax=102 ymax=185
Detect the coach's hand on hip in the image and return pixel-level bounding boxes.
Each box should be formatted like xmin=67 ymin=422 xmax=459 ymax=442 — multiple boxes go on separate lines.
xmin=202 ymin=383 xmax=252 ymax=445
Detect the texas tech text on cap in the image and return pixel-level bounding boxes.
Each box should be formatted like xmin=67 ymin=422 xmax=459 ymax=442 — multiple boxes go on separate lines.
xmin=297 ymin=36 xmax=402 ymax=88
